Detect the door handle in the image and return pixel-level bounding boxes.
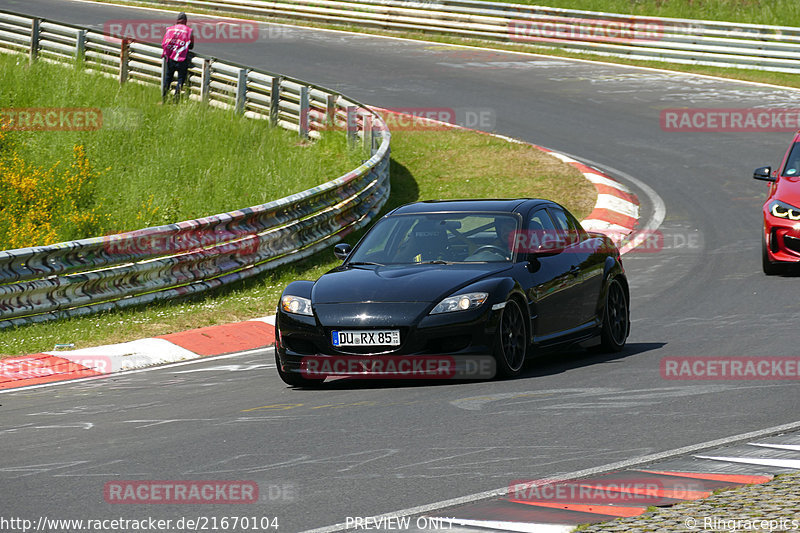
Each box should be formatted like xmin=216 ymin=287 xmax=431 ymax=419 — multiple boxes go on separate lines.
xmin=569 ymin=266 xmax=581 ymax=276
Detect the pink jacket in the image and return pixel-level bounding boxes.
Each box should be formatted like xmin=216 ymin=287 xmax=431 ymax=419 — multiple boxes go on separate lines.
xmin=162 ymin=24 xmax=194 ymax=62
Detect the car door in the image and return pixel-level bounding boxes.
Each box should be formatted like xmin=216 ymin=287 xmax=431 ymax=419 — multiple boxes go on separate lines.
xmin=551 ymin=207 xmax=606 ymax=327
xmin=519 ymin=207 xmax=576 ymax=340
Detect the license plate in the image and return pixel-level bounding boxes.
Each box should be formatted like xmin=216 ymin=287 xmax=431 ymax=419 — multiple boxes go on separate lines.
xmin=332 ymin=330 xmax=400 ymax=347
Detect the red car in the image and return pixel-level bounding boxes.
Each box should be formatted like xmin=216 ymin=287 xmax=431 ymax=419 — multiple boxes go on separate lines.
xmin=754 ymin=130 xmax=800 ymax=275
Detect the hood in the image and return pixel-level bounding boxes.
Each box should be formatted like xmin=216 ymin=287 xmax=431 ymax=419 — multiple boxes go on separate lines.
xmin=311 ymin=263 xmax=510 ymax=304
xmin=774 ymin=176 xmax=800 ymax=209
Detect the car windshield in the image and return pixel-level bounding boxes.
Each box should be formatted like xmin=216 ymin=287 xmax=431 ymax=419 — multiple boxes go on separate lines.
xmin=782 ymin=142 xmax=800 ymax=177
xmin=348 ymin=212 xmax=520 ymax=264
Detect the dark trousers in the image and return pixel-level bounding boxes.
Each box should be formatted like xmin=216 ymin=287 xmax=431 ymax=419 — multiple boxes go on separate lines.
xmin=162 ymin=58 xmax=190 ymax=101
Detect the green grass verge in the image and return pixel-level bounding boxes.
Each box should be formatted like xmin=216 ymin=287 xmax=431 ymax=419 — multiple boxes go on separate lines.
xmin=0 ymin=127 xmax=594 ymax=356
xmin=0 ymin=52 xmax=362 ymax=247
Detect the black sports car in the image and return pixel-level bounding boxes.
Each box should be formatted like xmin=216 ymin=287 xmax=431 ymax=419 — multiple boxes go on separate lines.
xmin=275 ymin=199 xmax=629 ymax=385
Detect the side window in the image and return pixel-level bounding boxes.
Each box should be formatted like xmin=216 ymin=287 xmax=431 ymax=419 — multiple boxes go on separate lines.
xmin=528 ymin=209 xmax=556 ymax=231
xmin=519 ymin=209 xmax=559 ymax=254
xmin=548 ymin=208 xmax=580 ymax=245
xmin=564 ymin=210 xmax=588 ymax=242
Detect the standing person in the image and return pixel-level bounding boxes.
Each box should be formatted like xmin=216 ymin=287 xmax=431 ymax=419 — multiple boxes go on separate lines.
xmin=161 ymin=12 xmax=194 ymax=102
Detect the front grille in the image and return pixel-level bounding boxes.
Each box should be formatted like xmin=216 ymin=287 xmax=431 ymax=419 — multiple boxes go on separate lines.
xmin=784 ymin=235 xmax=800 ymax=255
xmin=284 ymin=337 xmax=320 ymax=355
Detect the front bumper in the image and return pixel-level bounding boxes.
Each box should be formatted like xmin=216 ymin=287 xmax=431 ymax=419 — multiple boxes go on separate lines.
xmin=764 ymin=214 xmax=800 ymax=263
xmin=275 ymin=302 xmax=501 ymax=377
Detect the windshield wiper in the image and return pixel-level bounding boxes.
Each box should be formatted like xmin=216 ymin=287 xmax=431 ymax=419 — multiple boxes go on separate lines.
xmin=347 ymin=261 xmax=384 ymax=267
xmin=420 ymin=260 xmax=453 ymax=264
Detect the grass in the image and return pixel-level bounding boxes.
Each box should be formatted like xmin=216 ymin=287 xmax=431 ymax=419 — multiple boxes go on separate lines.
xmin=0 ymin=125 xmax=593 ymax=356
xmin=0 ymin=52 xmax=362 ymax=248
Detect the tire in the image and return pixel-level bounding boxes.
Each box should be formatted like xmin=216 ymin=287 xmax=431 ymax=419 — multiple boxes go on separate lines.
xmin=275 ymin=351 xmax=325 ymax=388
xmin=762 ymin=237 xmax=781 ymax=276
xmin=493 ymin=299 xmax=527 ymax=378
xmin=599 ymin=278 xmax=629 ymax=352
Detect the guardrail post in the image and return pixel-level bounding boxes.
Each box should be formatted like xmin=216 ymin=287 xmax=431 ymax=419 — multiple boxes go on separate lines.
xmin=326 ymin=94 xmax=337 ymax=129
xmin=119 ymin=39 xmax=130 ymax=85
xmin=362 ymin=114 xmax=373 ymax=153
xmin=160 ymin=57 xmax=168 ymax=102
xmin=200 ymin=58 xmax=211 ymax=103
xmin=299 ymin=86 xmax=310 ymax=139
xmin=346 ymin=106 xmax=358 ymax=146
xmin=75 ymin=29 xmax=86 ymax=62
xmin=29 ymin=18 xmax=40 ymax=62
xmin=235 ymin=68 xmax=247 ymax=115
xmin=270 ymin=76 xmax=281 ymax=127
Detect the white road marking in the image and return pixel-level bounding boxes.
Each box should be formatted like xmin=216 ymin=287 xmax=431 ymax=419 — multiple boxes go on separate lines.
xmin=441 ymin=518 xmax=573 ymax=533
xmin=122 ymin=419 xmax=215 ymax=428
xmin=0 ymin=422 xmax=93 ymax=432
xmin=694 ymin=455 xmax=800 ymax=470
xmin=172 ymin=364 xmax=271 ymax=374
xmin=749 ymin=443 xmax=800 ymax=452
xmin=301 ymin=419 xmax=800 ymax=533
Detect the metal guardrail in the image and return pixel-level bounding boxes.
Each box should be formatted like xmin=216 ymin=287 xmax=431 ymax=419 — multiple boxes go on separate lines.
xmin=121 ymin=0 xmax=800 ymax=73
xmin=0 ymin=9 xmax=391 ymax=328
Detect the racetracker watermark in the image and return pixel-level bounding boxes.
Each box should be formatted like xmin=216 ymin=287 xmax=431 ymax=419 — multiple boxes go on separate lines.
xmin=509 ymin=17 xmax=663 ymax=44
xmin=104 ymin=19 xmax=259 ymax=43
xmin=0 ymin=108 xmax=102 ymax=131
xmin=509 ymin=477 xmax=709 ymax=504
xmin=102 ymin=230 xmax=260 ymax=257
xmin=508 ymin=229 xmax=703 ymax=254
xmin=0 ymin=356 xmax=112 ymax=380
xmin=661 ymin=108 xmax=800 ymax=132
xmin=300 ymin=355 xmax=496 ymax=380
xmin=104 ymin=481 xmax=258 ymax=504
xmin=662 ymin=357 xmax=800 ymax=380
xmin=306 ymin=107 xmax=496 ymax=132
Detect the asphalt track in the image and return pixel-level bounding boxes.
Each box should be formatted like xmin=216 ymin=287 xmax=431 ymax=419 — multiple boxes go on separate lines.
xmin=1 ymin=0 xmax=800 ymax=531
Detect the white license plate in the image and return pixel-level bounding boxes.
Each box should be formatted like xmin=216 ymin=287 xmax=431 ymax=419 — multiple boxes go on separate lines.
xmin=332 ymin=330 xmax=400 ymax=347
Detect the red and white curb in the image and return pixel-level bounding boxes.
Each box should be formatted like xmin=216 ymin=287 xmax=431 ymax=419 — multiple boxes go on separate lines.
xmin=534 ymin=147 xmax=640 ymax=247
xmin=0 ymin=317 xmax=276 ymax=391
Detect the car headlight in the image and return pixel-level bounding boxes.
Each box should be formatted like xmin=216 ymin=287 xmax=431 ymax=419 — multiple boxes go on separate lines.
xmin=769 ymin=200 xmax=800 ymax=221
xmin=430 ymin=292 xmax=488 ymax=314
xmin=281 ymin=295 xmax=313 ymax=316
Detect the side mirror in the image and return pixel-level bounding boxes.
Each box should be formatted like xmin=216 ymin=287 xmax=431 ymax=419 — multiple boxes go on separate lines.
xmin=511 ymin=230 xmax=566 ymax=258
xmin=334 ymin=243 xmax=352 ymax=261
xmin=753 ymin=166 xmax=775 ymax=182
xmin=525 ymin=238 xmax=566 ymax=258
xmin=530 ymin=242 xmax=565 ymax=257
